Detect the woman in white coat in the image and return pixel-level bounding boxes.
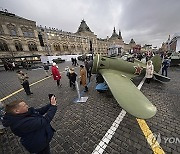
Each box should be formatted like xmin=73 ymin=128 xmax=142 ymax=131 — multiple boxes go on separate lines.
xmin=145 ymin=60 xmax=154 ymax=84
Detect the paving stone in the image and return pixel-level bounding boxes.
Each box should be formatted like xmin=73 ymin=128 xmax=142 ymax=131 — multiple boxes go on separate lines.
xmin=59 ymin=150 xmax=68 ymax=154
xmin=78 ymin=149 xmax=87 ymax=154
xmin=0 ymin=62 xmax=180 ymax=154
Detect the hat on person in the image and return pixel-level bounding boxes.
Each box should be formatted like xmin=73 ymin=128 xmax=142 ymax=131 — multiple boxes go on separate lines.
xmin=70 ymin=68 xmax=74 ymax=73
xmin=52 ymin=62 xmax=56 ymax=66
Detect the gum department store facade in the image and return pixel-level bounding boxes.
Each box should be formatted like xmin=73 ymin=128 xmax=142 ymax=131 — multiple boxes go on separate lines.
xmin=0 ymin=11 xmax=137 ymax=59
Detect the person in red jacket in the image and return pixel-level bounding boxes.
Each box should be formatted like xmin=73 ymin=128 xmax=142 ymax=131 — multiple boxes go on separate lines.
xmin=51 ymin=62 xmax=62 ymax=86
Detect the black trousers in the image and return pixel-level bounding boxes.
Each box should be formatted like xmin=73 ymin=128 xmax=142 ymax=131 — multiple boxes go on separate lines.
xmin=22 ymin=80 xmax=31 ymax=95
xmin=146 ymin=78 xmax=152 ymax=84
xmin=56 ymin=80 xmax=59 ymax=86
xmin=162 ymin=67 xmax=168 ymax=77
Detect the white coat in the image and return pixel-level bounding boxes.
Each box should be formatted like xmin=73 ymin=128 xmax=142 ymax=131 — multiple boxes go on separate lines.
xmin=145 ymin=61 xmax=154 ymax=78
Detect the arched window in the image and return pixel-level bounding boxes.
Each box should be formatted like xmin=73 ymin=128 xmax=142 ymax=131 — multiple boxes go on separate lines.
xmin=54 ymin=44 xmax=61 ymax=51
xmin=28 ymin=42 xmax=38 ymax=51
xmin=15 ymin=41 xmax=23 ymax=51
xmin=0 ymin=26 xmax=4 ymax=35
xmin=77 ymin=44 xmax=83 ymax=50
xmin=71 ymin=44 xmax=75 ymax=50
xmin=44 ymin=45 xmax=48 ymax=51
xmin=63 ymin=44 xmax=68 ymax=51
xmin=21 ymin=27 xmax=34 ymax=37
xmin=0 ymin=40 xmax=9 ymax=51
xmin=7 ymin=24 xmax=17 ymax=36
xmin=28 ymin=28 xmax=34 ymax=37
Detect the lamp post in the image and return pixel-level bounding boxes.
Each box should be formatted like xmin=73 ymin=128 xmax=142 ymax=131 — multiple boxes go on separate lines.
xmin=90 ymin=39 xmax=93 ymax=60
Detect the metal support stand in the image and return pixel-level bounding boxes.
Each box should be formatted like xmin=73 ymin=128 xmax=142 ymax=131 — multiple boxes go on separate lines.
xmin=75 ymin=81 xmax=88 ymax=103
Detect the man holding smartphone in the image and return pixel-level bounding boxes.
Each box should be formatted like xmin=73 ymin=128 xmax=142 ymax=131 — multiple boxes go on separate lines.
xmin=2 ymin=95 xmax=57 ymax=154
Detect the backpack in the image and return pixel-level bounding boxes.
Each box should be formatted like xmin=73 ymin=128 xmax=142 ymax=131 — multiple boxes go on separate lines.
xmin=66 ymin=71 xmax=70 ymax=79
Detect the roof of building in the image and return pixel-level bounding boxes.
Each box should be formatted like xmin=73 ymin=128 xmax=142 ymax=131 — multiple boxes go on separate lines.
xmin=110 ymin=27 xmax=119 ymax=38
xmin=109 ymin=27 xmax=123 ymax=40
xmin=0 ymin=11 xmax=35 ymax=23
xmin=129 ymin=38 xmax=135 ymax=44
xmin=77 ymin=19 xmax=92 ymax=33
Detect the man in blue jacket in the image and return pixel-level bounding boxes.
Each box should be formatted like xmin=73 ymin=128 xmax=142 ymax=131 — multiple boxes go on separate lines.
xmin=2 ymin=96 xmax=57 ymax=154
xmin=162 ymin=56 xmax=170 ymax=77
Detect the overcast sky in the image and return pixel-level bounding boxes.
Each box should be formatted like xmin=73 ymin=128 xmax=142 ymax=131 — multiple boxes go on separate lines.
xmin=1 ymin=0 xmax=180 ymax=48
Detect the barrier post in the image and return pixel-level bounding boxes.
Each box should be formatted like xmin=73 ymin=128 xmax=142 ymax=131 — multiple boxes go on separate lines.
xmin=75 ymin=81 xmax=88 ymax=103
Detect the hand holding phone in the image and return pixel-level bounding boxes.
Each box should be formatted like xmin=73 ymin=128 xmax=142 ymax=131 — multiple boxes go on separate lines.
xmin=48 ymin=94 xmax=56 ymax=106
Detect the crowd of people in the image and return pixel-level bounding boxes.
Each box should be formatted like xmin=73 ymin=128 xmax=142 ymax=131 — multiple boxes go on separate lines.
xmin=126 ymin=51 xmax=171 ymax=81
xmin=3 ymin=60 xmax=16 ymax=71
xmin=0 ymin=52 xmax=172 ymax=153
xmin=0 ymin=56 xmax=92 ymax=153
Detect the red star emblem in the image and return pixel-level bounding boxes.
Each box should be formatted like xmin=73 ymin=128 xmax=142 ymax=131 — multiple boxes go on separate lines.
xmin=134 ymin=64 xmax=143 ymax=75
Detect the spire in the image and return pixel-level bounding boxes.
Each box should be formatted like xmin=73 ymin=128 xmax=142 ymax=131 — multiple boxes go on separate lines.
xmin=113 ymin=27 xmax=116 ymax=33
xmin=118 ymin=30 xmax=122 ymax=39
xmin=130 ymin=38 xmax=135 ymax=44
xmin=110 ymin=27 xmax=118 ymax=39
xmin=77 ymin=19 xmax=92 ymax=33
xmin=168 ymin=35 xmax=170 ymax=41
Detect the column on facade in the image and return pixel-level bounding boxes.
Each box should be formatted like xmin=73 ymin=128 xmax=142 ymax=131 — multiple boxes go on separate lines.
xmin=2 ymin=25 xmax=9 ymax=35
xmin=17 ymin=27 xmax=23 ymax=37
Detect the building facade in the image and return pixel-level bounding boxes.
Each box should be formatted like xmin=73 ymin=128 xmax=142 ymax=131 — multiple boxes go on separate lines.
xmin=0 ymin=11 xmax=136 ymax=59
xmin=169 ymin=33 xmax=180 ymax=53
xmin=0 ymin=11 xmax=41 ymax=58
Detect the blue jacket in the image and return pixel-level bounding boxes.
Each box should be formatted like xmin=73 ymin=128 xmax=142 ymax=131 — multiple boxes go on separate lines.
xmin=162 ymin=59 xmax=170 ymax=68
xmin=2 ymin=104 xmax=57 ymax=153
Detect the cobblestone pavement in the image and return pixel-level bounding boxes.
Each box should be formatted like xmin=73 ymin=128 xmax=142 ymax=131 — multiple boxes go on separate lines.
xmin=0 ymin=62 xmax=180 ymax=154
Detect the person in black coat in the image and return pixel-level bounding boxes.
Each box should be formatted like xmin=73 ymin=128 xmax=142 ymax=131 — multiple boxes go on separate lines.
xmin=43 ymin=62 xmax=50 ymax=77
xmin=68 ymin=68 xmax=77 ymax=89
xmin=2 ymin=96 xmax=57 ymax=154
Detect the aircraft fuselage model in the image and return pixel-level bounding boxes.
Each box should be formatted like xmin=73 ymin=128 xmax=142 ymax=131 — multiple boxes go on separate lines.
xmin=92 ymin=54 xmax=170 ymax=119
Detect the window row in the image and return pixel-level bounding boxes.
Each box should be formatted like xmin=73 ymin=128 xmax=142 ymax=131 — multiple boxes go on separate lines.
xmin=53 ymin=44 xmax=83 ymax=51
xmin=0 ymin=40 xmax=38 ymax=51
xmin=0 ymin=24 xmax=35 ymax=37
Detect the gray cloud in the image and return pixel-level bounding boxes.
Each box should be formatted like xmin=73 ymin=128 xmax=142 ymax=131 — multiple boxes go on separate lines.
xmin=1 ymin=0 xmax=180 ymax=47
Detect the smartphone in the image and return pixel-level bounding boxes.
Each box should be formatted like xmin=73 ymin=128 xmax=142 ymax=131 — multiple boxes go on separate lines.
xmin=48 ymin=94 xmax=55 ymax=100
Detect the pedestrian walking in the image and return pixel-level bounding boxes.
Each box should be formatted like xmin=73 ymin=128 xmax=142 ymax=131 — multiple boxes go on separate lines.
xmin=80 ymin=65 xmax=88 ymax=92
xmin=145 ymin=60 xmax=154 ymax=84
xmin=84 ymin=59 xmax=90 ymax=78
xmin=74 ymin=58 xmax=78 ymax=66
xmin=43 ymin=63 xmax=50 ymax=77
xmin=0 ymin=101 xmax=5 ymax=134
xmin=2 ymin=95 xmax=57 ymax=154
xmin=12 ymin=62 xmax=15 ymax=71
xmin=3 ymin=62 xmax=9 ymax=71
xmin=162 ymin=56 xmax=170 ymax=77
xmin=69 ymin=68 xmax=77 ymax=90
xmin=51 ymin=62 xmax=61 ymax=87
xmin=16 ymin=70 xmax=33 ymax=95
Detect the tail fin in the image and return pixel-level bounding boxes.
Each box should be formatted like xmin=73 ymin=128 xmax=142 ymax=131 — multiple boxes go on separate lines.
xmin=151 ymin=55 xmax=161 ymax=73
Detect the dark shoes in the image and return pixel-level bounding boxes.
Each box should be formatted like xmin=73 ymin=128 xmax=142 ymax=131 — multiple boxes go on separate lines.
xmin=27 ymin=92 xmax=33 ymax=95
xmin=84 ymin=86 xmax=88 ymax=92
